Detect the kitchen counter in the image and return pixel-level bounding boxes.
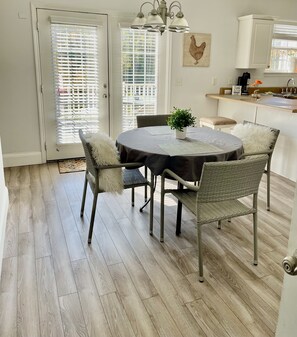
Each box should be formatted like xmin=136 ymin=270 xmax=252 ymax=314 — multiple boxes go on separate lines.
xmin=206 ymin=94 xmax=297 ymax=113
xmin=206 ymin=93 xmax=297 ymax=181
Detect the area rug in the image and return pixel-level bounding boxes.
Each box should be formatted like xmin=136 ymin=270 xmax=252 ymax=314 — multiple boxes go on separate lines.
xmin=58 ymin=158 xmax=86 ymax=174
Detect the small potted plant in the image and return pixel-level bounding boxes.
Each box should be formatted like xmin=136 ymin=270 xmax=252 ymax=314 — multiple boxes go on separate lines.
xmin=167 ymin=107 xmax=196 ymax=139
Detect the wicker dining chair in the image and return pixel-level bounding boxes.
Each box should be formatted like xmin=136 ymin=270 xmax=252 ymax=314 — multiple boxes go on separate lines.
xmin=136 ymin=114 xmax=170 ymax=128
xmin=240 ymin=121 xmax=280 ymax=211
xmin=79 ymin=129 xmax=152 ymax=244
xmin=160 ymin=156 xmax=268 ymax=282
xmin=136 ymin=114 xmax=170 ymax=205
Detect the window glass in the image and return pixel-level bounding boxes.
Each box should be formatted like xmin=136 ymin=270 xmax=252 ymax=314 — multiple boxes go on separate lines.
xmin=51 ymin=23 xmax=100 ymax=144
xmin=267 ymin=23 xmax=297 ymax=73
xmin=121 ymin=28 xmax=159 ymax=131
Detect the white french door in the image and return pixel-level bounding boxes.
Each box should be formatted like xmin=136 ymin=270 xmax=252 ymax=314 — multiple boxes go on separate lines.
xmin=37 ymin=9 xmax=109 ymax=160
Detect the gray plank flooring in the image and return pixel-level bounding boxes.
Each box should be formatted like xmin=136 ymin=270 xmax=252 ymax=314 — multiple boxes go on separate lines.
xmin=0 ymin=162 xmax=294 ymax=337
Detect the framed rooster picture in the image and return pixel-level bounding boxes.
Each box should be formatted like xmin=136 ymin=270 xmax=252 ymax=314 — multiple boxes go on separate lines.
xmin=183 ymin=33 xmax=211 ymax=67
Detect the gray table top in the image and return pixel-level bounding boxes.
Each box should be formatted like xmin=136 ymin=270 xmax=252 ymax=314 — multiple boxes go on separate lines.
xmin=117 ymin=126 xmax=243 ymax=181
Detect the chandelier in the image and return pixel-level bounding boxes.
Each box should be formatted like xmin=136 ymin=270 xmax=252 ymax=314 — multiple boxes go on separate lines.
xmin=131 ymin=0 xmax=190 ymax=34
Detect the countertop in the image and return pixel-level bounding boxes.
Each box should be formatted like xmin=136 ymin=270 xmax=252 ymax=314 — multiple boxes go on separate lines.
xmin=206 ymin=94 xmax=297 ymax=113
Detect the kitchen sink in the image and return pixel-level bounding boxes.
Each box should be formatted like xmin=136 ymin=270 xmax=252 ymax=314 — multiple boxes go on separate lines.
xmin=273 ymin=93 xmax=297 ymax=99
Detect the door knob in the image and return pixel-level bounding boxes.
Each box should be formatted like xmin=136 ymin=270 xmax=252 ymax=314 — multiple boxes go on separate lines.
xmin=103 ymin=94 xmax=108 ymax=98
xmin=282 ymin=250 xmax=297 ymax=276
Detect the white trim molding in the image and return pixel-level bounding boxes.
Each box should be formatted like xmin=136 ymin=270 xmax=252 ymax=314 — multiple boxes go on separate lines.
xmin=3 ymin=151 xmax=43 ymax=168
xmin=0 ymin=138 xmax=9 ymax=280
xmin=0 ymin=186 xmax=8 ymax=280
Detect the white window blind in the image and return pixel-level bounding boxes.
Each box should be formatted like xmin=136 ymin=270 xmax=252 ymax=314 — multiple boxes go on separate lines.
xmin=121 ymin=28 xmax=159 ymax=131
xmin=268 ymin=23 xmax=297 ymax=73
xmin=51 ymin=23 xmax=100 ymax=144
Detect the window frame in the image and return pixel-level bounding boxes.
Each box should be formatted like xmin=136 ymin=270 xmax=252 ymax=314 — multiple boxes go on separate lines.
xmin=50 ymin=21 xmax=102 ymax=145
xmin=109 ymin=19 xmax=171 ymax=137
xmin=265 ymin=20 xmax=297 ymax=74
xmin=120 ymin=27 xmax=160 ymax=131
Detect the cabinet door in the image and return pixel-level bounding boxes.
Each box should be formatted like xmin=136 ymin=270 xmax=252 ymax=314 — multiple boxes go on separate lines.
xmin=235 ymin=17 xmax=274 ymax=69
xmin=249 ymin=20 xmax=273 ymax=68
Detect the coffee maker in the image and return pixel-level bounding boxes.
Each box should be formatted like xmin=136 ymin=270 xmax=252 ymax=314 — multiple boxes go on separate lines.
xmin=237 ymin=72 xmax=250 ymax=95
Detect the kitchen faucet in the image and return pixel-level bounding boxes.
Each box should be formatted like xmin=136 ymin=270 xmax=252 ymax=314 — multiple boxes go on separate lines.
xmin=251 ymin=89 xmax=261 ymax=99
xmin=286 ymin=78 xmax=295 ymax=93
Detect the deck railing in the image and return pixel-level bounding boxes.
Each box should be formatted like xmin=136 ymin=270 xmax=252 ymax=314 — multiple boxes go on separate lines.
xmin=122 ymin=83 xmax=158 ymax=131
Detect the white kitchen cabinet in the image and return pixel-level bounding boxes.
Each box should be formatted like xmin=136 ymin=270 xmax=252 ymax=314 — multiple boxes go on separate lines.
xmin=235 ymin=14 xmax=274 ymax=69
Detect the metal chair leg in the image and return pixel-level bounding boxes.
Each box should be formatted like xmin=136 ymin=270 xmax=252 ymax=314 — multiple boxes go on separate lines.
xmin=176 ymin=183 xmax=183 ymax=235
xmin=253 ymin=211 xmax=258 ymax=265
xmin=197 ymin=223 xmax=204 ymax=282
xmin=253 ymin=194 xmax=258 ymax=265
xmin=176 ymin=201 xmax=182 ymax=235
xmin=144 ymin=166 xmax=148 ymax=202
xmin=88 ymin=192 xmax=98 ymax=244
xmin=149 ymin=171 xmax=154 ymax=236
xmin=266 ymin=160 xmax=271 ymax=211
xmin=160 ymin=175 xmax=165 ymax=242
xmin=131 ymin=187 xmax=135 ymax=207
xmin=80 ymin=174 xmax=88 ymax=217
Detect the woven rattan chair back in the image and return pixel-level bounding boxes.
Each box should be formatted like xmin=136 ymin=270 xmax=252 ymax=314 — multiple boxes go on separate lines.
xmin=197 ymin=156 xmax=268 ymax=203
xmin=136 ymin=114 xmax=170 ymax=205
xmin=136 ymin=114 xmax=169 ymax=128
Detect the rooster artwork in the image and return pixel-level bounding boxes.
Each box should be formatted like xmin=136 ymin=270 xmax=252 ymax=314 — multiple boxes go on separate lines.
xmin=189 ymin=35 xmax=206 ymax=65
xmin=183 ymin=33 xmax=211 ymax=67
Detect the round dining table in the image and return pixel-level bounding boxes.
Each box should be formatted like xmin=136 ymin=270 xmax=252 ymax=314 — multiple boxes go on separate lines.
xmin=116 ymin=126 xmax=243 ymax=182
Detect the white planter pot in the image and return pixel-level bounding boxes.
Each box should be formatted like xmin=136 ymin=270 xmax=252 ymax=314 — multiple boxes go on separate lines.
xmin=175 ymin=129 xmax=187 ymax=139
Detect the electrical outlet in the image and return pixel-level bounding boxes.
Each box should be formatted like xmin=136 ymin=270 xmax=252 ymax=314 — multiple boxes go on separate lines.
xmin=228 ymin=78 xmax=233 ymax=85
xmin=18 ymin=12 xmax=27 ymax=19
xmin=212 ymin=77 xmax=217 ymax=86
xmin=175 ymin=78 xmax=183 ymax=87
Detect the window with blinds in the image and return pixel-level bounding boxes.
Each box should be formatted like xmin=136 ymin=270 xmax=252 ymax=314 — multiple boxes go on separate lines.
xmin=121 ymin=28 xmax=159 ymax=131
xmin=51 ymin=23 xmax=100 ymax=144
xmin=268 ymin=23 xmax=297 ymax=73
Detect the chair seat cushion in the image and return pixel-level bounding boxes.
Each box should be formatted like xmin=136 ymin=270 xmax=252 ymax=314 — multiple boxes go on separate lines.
xmin=123 ymin=168 xmax=148 ymax=188
xmin=200 ymin=116 xmax=237 ymax=126
xmin=231 ymin=123 xmax=275 ymax=153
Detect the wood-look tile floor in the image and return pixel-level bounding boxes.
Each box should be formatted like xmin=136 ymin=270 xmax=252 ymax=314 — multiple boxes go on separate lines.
xmin=0 ymin=163 xmax=295 ymax=337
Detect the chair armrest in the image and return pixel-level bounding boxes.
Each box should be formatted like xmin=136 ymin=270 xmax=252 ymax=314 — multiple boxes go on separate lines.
xmin=239 ymin=150 xmax=272 ymax=160
xmin=162 ymin=169 xmax=199 ymax=191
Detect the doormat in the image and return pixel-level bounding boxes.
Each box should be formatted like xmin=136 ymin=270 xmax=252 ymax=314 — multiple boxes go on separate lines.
xmin=58 ymin=158 xmax=86 ymax=174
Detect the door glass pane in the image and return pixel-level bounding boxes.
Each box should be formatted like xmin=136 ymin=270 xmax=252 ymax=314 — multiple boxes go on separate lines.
xmin=121 ymin=28 xmax=159 ymax=131
xmin=51 ymin=23 xmax=100 ymax=144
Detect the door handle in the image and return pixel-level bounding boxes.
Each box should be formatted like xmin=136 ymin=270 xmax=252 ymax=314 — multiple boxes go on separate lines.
xmin=282 ymin=250 xmax=297 ymax=276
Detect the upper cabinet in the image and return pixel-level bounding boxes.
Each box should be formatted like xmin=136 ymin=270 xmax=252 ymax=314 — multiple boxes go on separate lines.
xmin=235 ymin=15 xmax=274 ymax=69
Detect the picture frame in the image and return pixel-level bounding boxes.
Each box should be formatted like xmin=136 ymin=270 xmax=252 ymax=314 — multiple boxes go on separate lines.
xmin=183 ymin=33 xmax=211 ymax=67
xmin=232 ymin=85 xmax=242 ymax=95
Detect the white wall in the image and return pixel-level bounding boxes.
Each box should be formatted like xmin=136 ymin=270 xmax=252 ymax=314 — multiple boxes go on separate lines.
xmin=169 ymin=0 xmax=297 ymax=118
xmin=0 ymin=0 xmax=297 ymax=166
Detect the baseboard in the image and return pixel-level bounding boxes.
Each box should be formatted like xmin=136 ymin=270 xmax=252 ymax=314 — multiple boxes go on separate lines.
xmin=3 ymin=151 xmax=43 ymax=167
xmin=0 ymin=186 xmax=8 ymax=280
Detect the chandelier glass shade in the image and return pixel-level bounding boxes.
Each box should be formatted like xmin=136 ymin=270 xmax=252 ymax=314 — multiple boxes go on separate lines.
xmin=131 ymin=0 xmax=189 ymax=34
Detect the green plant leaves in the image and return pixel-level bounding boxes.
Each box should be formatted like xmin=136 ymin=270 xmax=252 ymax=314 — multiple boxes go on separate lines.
xmin=167 ymin=107 xmax=196 ymax=131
